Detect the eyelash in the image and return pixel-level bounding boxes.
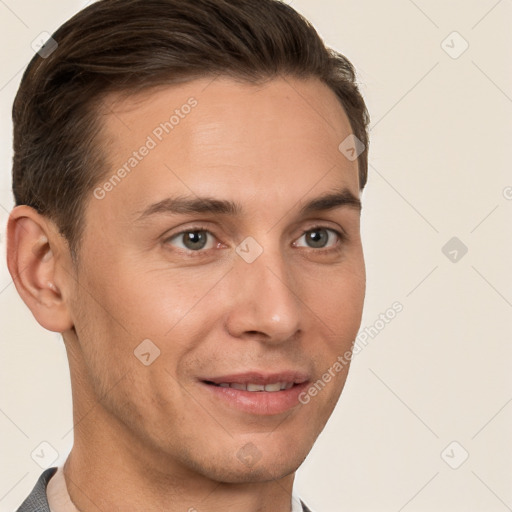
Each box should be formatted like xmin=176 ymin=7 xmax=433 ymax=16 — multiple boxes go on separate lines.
xmin=164 ymin=224 xmax=347 ymax=256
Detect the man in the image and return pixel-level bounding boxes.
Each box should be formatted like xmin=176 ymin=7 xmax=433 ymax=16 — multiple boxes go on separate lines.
xmin=7 ymin=0 xmax=370 ymax=510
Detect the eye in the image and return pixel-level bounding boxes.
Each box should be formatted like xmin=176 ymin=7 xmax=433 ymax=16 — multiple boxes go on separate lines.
xmin=164 ymin=225 xmax=345 ymax=254
xmin=166 ymin=229 xmax=217 ymax=251
xmin=294 ymin=227 xmax=344 ymax=250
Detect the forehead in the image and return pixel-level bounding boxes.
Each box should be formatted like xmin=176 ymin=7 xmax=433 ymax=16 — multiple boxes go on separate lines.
xmin=91 ymin=76 xmax=359 ymax=223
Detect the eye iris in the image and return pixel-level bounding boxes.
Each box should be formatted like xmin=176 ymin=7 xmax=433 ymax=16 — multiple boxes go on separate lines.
xmin=184 ymin=231 xmax=207 ymax=250
xmin=307 ymin=229 xmax=328 ymax=248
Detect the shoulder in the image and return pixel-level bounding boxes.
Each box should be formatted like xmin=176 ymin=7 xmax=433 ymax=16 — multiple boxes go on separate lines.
xmin=15 ymin=468 xmax=57 ymax=512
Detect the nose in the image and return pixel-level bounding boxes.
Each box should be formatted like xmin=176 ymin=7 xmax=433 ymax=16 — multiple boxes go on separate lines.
xmin=225 ymin=245 xmax=303 ymax=344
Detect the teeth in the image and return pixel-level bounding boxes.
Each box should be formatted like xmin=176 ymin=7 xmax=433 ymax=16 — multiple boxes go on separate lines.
xmin=247 ymin=383 xmax=265 ymax=391
xmin=213 ymin=382 xmax=294 ymax=392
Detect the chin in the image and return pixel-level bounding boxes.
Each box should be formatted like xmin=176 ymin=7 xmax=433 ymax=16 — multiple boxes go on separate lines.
xmin=202 ymin=454 xmax=306 ymax=484
xmin=187 ymin=435 xmax=312 ymax=484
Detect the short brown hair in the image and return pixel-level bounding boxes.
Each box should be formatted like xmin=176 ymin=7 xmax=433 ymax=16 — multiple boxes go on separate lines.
xmin=12 ymin=0 xmax=370 ymax=263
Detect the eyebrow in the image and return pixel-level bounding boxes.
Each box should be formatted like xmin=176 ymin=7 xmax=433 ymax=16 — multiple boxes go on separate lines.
xmin=134 ymin=187 xmax=361 ymax=222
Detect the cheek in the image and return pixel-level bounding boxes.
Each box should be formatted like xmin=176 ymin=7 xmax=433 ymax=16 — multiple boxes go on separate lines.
xmin=317 ymin=262 xmax=365 ymax=325
xmin=70 ymin=262 xmax=156 ymax=385
xmin=308 ymin=264 xmax=365 ymax=379
xmin=75 ymin=262 xmax=217 ymax=403
xmin=100 ymin=257 xmax=222 ymax=339
xmin=70 ymin=269 xmax=186 ymax=421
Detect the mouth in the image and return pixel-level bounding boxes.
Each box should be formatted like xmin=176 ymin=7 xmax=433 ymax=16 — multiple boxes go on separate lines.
xmin=199 ymin=371 xmax=310 ymax=415
xmin=203 ymin=380 xmax=297 ymax=392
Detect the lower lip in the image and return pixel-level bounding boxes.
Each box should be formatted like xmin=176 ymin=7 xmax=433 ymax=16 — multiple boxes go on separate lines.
xmin=200 ymin=381 xmax=309 ymax=416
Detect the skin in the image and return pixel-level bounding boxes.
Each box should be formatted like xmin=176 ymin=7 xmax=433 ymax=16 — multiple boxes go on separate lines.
xmin=7 ymin=75 xmax=366 ymax=512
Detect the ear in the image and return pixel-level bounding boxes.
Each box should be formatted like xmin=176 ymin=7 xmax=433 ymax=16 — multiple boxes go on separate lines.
xmin=6 ymin=205 xmax=74 ymax=332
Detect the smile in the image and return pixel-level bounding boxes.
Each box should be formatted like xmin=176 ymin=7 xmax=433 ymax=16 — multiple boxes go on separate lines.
xmin=199 ymin=371 xmax=310 ymax=415
xmin=205 ymin=381 xmax=295 ymax=392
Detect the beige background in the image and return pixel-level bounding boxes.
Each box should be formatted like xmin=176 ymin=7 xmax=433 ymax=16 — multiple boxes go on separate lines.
xmin=1 ymin=1 xmax=511 ymax=511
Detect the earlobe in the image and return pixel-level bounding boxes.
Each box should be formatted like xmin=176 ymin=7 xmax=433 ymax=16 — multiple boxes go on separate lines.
xmin=6 ymin=205 xmax=74 ymax=332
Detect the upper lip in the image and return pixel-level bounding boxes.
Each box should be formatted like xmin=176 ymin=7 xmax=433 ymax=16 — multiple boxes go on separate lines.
xmin=201 ymin=371 xmax=310 ymax=385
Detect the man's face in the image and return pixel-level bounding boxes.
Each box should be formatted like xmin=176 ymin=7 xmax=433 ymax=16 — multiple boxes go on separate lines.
xmin=67 ymin=76 xmax=365 ymax=482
